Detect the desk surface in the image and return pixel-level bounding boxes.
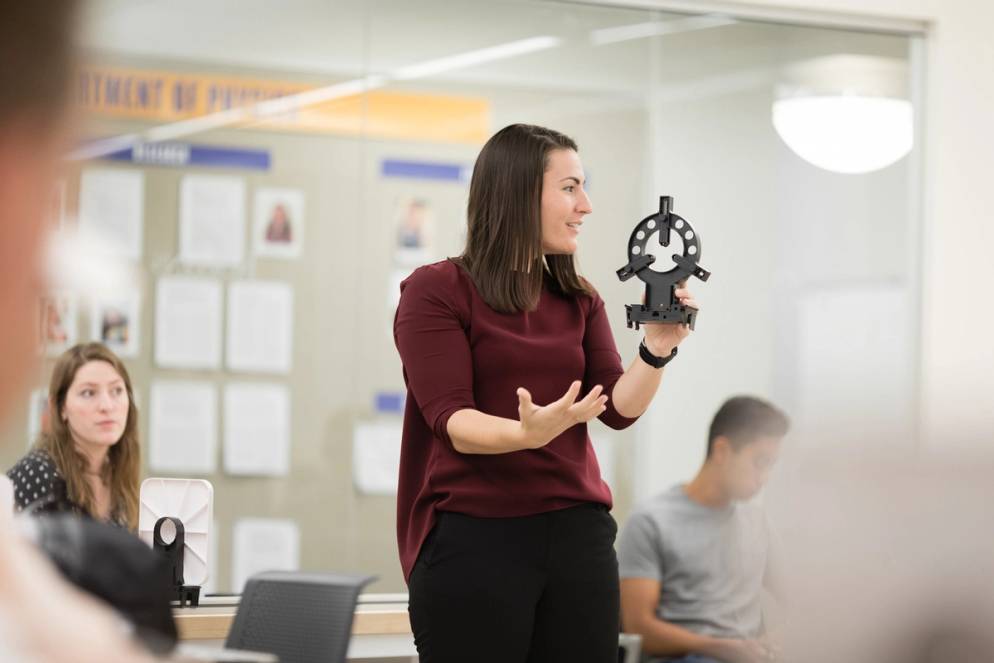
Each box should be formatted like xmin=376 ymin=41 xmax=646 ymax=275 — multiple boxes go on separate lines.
xmin=174 ymin=594 xmax=412 ymax=641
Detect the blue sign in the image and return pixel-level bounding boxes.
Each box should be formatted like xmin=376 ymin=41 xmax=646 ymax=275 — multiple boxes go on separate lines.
xmin=374 ymin=392 xmax=406 ymax=414
xmin=100 ymin=141 xmax=271 ymax=171
xmin=381 ymin=159 xmax=470 ymax=182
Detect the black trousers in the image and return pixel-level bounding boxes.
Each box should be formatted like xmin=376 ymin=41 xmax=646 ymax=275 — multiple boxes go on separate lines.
xmin=408 ymin=503 xmax=620 ymax=663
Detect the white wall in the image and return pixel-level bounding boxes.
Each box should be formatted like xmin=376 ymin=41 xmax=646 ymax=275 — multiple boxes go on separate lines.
xmin=636 ymin=86 xmax=779 ymax=496
xmin=630 ymin=23 xmax=916 ymax=499
xmin=714 ymin=0 xmax=994 ymax=452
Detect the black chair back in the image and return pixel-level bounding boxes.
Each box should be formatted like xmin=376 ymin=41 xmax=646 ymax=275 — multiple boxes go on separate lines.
xmin=225 ymin=571 xmax=376 ymax=663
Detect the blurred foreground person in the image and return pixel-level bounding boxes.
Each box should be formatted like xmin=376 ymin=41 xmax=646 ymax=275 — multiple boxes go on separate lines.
xmin=773 ymin=449 xmax=994 ymax=663
xmin=0 ymin=3 xmax=160 ymax=661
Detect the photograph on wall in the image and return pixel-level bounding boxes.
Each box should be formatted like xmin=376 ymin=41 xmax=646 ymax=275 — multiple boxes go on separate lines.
xmin=39 ymin=294 xmax=77 ymax=355
xmin=90 ymin=292 xmax=141 ymax=358
xmin=253 ymin=187 xmax=304 ymax=259
xmin=392 ymin=195 xmax=434 ymax=267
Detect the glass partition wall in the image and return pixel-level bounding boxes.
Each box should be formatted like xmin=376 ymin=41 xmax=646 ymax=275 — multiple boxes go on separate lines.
xmin=1 ymin=0 xmax=922 ymax=592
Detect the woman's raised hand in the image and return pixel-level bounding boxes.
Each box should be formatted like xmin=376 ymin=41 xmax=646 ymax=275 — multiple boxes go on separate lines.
xmin=642 ymin=284 xmax=699 ymax=356
xmin=515 ymin=380 xmax=608 ymax=450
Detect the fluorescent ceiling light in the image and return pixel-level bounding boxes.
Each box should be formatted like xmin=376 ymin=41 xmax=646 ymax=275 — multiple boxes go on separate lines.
xmin=590 ymin=14 xmax=736 ymax=46
xmin=393 ymin=36 xmax=561 ymax=80
xmin=70 ymin=132 xmax=142 ymax=161
xmin=772 ymin=95 xmax=913 ymax=174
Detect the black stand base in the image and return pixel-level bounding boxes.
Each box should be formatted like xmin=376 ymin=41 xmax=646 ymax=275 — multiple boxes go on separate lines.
xmin=174 ymin=585 xmax=201 ymax=607
xmin=625 ymin=304 xmax=698 ymax=331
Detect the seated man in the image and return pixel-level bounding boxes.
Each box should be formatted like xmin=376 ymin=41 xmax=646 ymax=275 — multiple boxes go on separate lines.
xmin=618 ymin=396 xmax=789 ymax=663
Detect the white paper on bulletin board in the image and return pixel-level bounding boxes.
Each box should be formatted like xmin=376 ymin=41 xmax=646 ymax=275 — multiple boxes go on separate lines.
xmin=223 ymin=382 xmax=291 ymax=476
xmin=352 ymin=421 xmax=402 ymax=495
xmin=232 ymin=518 xmax=300 ymax=594
xmin=154 ymin=276 xmax=223 ymax=370
xmin=226 ymin=280 xmax=293 ymax=374
xmin=78 ymin=168 xmax=145 ymax=261
xmin=148 ymin=380 xmax=218 ymax=474
xmin=179 ymin=174 xmax=246 ymax=267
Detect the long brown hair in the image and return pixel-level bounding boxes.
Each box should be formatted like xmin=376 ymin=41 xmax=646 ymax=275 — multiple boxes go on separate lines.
xmin=458 ymin=123 xmax=593 ymax=313
xmin=37 ymin=342 xmax=141 ymax=529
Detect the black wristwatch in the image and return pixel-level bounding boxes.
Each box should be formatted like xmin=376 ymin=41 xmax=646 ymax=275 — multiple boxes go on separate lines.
xmin=639 ymin=339 xmax=677 ymax=369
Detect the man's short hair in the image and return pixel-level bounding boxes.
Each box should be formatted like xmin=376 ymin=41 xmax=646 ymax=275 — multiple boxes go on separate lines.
xmin=0 ymin=1 xmax=81 ymax=126
xmin=706 ymin=396 xmax=789 ymax=456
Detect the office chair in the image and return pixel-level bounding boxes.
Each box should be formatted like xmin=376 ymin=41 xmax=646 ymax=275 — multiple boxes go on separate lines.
xmin=225 ymin=570 xmax=376 ymax=663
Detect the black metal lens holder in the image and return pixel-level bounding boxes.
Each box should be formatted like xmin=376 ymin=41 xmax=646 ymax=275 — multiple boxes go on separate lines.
xmin=616 ymin=196 xmax=711 ymax=330
xmin=153 ymin=516 xmax=201 ymax=607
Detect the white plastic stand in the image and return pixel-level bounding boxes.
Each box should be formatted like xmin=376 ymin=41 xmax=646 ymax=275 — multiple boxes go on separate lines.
xmin=138 ymin=478 xmax=213 ymax=597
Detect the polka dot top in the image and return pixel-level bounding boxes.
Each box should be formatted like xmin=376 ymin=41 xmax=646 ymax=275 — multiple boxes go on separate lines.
xmin=6 ymin=449 xmax=130 ymax=528
xmin=6 ymin=449 xmax=66 ymax=513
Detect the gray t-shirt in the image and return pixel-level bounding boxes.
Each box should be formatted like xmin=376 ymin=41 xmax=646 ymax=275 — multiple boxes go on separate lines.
xmin=618 ymin=484 xmax=772 ymax=640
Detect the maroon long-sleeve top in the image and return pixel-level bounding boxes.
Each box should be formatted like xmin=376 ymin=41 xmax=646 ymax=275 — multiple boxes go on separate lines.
xmin=393 ymin=259 xmax=639 ymax=582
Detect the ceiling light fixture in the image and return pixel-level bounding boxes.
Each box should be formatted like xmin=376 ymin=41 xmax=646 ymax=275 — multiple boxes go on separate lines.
xmin=772 ymin=55 xmax=913 ymax=175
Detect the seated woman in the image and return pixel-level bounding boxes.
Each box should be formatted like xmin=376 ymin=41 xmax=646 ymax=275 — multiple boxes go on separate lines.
xmin=7 ymin=342 xmax=140 ymax=529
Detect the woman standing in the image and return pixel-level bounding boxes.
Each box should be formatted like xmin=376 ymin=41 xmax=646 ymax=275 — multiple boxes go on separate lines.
xmin=8 ymin=342 xmax=141 ymax=529
xmin=394 ymin=124 xmax=698 ymax=662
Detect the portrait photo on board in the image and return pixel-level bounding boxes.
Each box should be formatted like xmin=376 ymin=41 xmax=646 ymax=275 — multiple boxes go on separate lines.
xmin=254 ymin=187 xmax=305 ymax=259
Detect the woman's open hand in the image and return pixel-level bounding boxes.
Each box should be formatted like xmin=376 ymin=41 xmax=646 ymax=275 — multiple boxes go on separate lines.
xmin=516 ymin=380 xmax=607 ymax=449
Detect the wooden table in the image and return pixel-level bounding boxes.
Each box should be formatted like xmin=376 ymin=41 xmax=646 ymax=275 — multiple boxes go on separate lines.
xmin=174 ymin=594 xmax=416 ymax=662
